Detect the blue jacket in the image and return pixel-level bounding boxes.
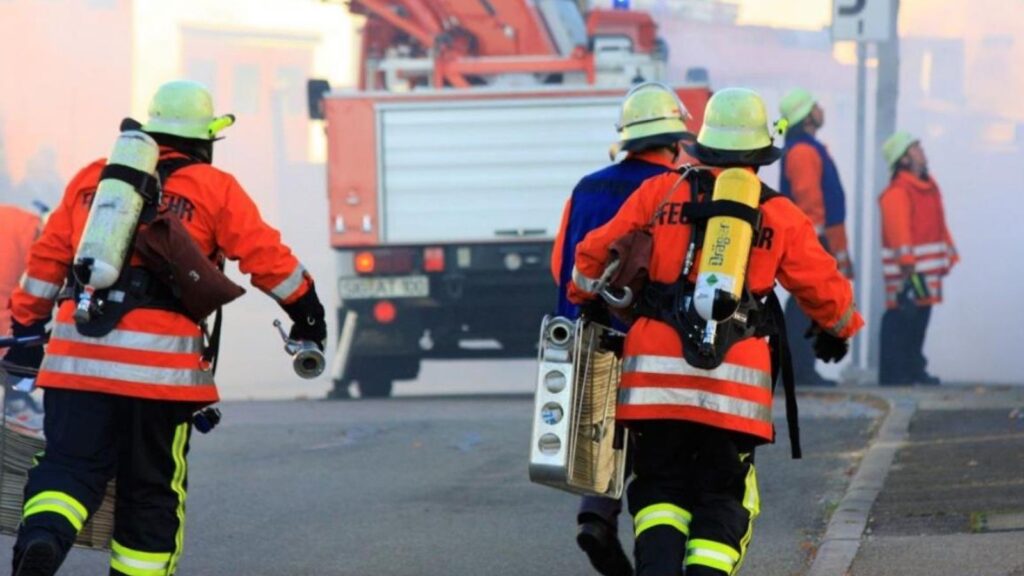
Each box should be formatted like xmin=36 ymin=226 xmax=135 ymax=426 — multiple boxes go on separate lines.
xmin=555 ymin=156 xmax=673 ymax=320
xmin=780 ymin=132 xmax=847 ymax=228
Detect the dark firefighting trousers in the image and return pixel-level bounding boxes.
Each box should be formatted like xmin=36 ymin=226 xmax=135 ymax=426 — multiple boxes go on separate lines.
xmin=878 ymin=301 xmax=932 ymax=385
xmin=627 ymin=420 xmax=760 ymax=576
xmin=14 ymin=388 xmax=197 ymax=575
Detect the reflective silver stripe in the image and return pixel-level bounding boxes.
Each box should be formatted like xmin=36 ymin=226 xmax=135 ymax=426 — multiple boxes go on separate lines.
xmin=19 ymin=274 xmax=61 ymax=300
xmin=882 ymin=245 xmax=914 ymax=259
xmin=571 ymin=266 xmax=603 ymax=294
xmin=110 ymin=552 xmax=168 ymax=572
xmin=52 ymin=323 xmax=203 ymax=355
xmin=913 ymin=242 xmax=949 ymax=256
xmin=622 ymin=355 xmax=771 ymax=390
xmin=42 ymin=355 xmax=213 ymax=387
xmin=828 ymin=303 xmax=857 ymax=336
xmin=269 ymin=264 xmax=307 ymax=301
xmin=832 ymin=250 xmax=850 ymax=262
xmin=914 ymin=258 xmax=949 ymax=273
xmin=620 ymin=386 xmax=771 ymax=423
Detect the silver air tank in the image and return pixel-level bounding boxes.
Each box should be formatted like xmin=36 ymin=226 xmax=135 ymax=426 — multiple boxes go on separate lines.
xmin=72 ymin=130 xmax=160 ymax=323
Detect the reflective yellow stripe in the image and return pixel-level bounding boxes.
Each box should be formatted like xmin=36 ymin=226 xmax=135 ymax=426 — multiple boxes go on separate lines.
xmin=52 ymin=323 xmax=203 ymax=354
xmin=571 ymin=266 xmax=604 ymax=294
xmin=634 ymin=503 xmax=692 ymax=537
xmin=168 ymin=422 xmax=189 ymax=575
xmin=110 ymin=540 xmax=171 ymax=576
xmin=828 ymin=303 xmax=857 ymax=337
xmin=269 ymin=265 xmax=307 ymax=301
xmin=622 ymin=355 xmax=771 ymax=390
xmin=42 ymin=355 xmax=213 ymax=387
xmin=23 ymin=491 xmax=88 ymax=532
xmin=732 ymin=462 xmax=761 ymax=574
xmin=19 ymin=274 xmax=62 ymax=300
xmin=619 ymin=386 xmax=772 ymax=423
xmin=686 ymin=538 xmax=740 ymax=574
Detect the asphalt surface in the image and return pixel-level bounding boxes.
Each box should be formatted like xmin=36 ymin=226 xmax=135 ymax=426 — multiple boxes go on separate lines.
xmin=0 ymin=391 xmax=880 ymax=576
xmin=850 ymin=386 xmax=1024 ymax=576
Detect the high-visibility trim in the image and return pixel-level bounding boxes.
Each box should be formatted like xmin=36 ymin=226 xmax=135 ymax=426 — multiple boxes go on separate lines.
xmin=733 ymin=463 xmax=761 ymax=574
xmin=51 ymin=323 xmax=203 ymax=355
xmin=634 ymin=503 xmax=692 ymax=537
xmin=617 ymin=401 xmax=775 ymax=440
xmin=571 ymin=266 xmax=603 ymax=294
xmin=619 ymin=386 xmax=771 ymax=424
xmin=42 ymin=355 xmax=213 ymax=387
xmin=686 ymin=539 xmax=740 ymax=574
xmin=622 ymin=355 xmax=772 ymax=390
xmin=168 ymin=422 xmax=189 ymax=575
xmin=110 ymin=540 xmax=171 ymax=576
xmin=45 ymin=339 xmax=202 ymax=370
xmin=828 ymin=303 xmax=857 ymax=337
xmin=18 ymin=274 xmax=61 ymax=300
xmin=268 ymin=265 xmax=307 ymax=301
xmin=912 ymin=241 xmax=949 ymax=256
xmin=23 ymin=491 xmax=88 ymax=532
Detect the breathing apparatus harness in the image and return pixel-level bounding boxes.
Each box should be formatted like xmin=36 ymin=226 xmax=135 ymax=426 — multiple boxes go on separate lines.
xmin=631 ymin=168 xmax=801 ymax=457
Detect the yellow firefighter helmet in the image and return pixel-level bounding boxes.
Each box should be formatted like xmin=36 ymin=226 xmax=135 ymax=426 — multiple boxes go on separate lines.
xmin=882 ymin=131 xmax=918 ymax=171
xmin=779 ymin=88 xmax=816 ymax=126
xmin=689 ymin=87 xmax=781 ymax=167
xmin=616 ymin=82 xmax=692 ymax=153
xmin=142 ymin=80 xmax=235 ymax=141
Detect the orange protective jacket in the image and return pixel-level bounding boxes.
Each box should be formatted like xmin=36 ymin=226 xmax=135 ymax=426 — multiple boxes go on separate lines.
xmin=10 ymin=151 xmax=312 ymax=403
xmin=879 ymin=171 xmax=957 ymax=308
xmin=569 ymin=170 xmax=863 ymax=441
xmin=0 ymin=205 xmax=41 ymax=336
xmin=782 ymin=141 xmax=852 ymax=276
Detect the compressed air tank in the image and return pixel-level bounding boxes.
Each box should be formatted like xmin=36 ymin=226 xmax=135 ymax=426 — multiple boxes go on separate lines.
xmin=693 ymin=168 xmax=761 ymax=322
xmin=73 ymin=130 xmax=159 ymax=290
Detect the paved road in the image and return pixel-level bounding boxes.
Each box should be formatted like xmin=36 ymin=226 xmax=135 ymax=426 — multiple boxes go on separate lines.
xmin=0 ymin=392 xmax=880 ymax=575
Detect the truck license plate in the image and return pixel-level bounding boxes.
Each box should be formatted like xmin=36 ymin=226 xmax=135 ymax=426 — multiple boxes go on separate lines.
xmin=338 ymin=275 xmax=430 ymax=299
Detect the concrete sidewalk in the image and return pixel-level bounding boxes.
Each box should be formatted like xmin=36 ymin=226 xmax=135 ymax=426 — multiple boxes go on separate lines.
xmin=813 ymin=384 xmax=1024 ymax=576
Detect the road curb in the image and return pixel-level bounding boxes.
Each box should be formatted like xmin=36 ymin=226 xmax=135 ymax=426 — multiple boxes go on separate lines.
xmin=807 ymin=393 xmax=917 ymax=576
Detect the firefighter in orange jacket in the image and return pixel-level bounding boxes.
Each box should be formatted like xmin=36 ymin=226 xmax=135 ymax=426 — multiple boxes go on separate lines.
xmin=0 ymin=205 xmax=41 ymax=336
xmin=778 ymin=89 xmax=853 ymax=387
xmin=569 ymin=88 xmax=863 ymax=575
xmin=2 ymin=80 xmax=327 ymax=575
xmin=878 ymin=132 xmax=956 ymax=386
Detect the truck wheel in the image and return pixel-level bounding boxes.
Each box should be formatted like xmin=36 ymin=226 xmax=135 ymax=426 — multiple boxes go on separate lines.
xmin=327 ymin=380 xmax=352 ymax=400
xmin=357 ymin=378 xmax=393 ymax=398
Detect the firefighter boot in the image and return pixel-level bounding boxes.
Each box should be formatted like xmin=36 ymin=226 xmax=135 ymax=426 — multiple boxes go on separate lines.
xmin=12 ymin=530 xmax=64 ymax=576
xmin=577 ymin=514 xmax=634 ymax=576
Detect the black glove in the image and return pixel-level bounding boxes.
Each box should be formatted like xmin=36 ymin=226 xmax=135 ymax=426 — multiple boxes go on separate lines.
xmin=3 ymin=320 xmax=48 ymax=376
xmin=281 ymin=283 xmax=327 ymax=351
xmin=805 ymin=323 xmax=848 ymax=363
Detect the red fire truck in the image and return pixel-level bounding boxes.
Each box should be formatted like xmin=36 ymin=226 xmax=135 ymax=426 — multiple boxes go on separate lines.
xmin=311 ymin=0 xmax=710 ymax=397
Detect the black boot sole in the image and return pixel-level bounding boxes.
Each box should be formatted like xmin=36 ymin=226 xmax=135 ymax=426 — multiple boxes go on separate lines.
xmin=14 ymin=539 xmax=60 ymax=576
xmin=577 ymin=523 xmax=634 ymax=576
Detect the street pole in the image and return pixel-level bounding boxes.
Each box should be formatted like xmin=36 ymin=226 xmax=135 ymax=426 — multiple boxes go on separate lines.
xmin=867 ymin=0 xmax=901 ymax=372
xmin=852 ymin=40 xmax=867 ymax=368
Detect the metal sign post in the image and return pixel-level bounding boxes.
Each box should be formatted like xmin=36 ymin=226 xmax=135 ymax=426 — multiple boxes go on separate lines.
xmin=832 ymin=0 xmax=894 ymax=371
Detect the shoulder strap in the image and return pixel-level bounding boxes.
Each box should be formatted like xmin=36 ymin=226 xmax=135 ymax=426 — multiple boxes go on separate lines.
xmin=644 ymin=165 xmax=702 ymax=230
xmin=140 ymin=157 xmax=202 ymax=224
xmin=765 ymin=290 xmax=801 ymax=459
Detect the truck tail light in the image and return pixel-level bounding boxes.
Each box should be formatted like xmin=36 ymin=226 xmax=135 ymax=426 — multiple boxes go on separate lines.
xmin=424 ymin=247 xmax=445 ymax=272
xmin=374 ymin=300 xmax=396 ymax=324
xmin=355 ymin=251 xmax=376 ymax=274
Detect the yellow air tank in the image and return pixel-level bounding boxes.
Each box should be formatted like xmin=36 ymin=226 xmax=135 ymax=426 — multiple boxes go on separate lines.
xmin=72 ymin=130 xmax=159 ymax=322
xmin=693 ymin=168 xmax=761 ymax=322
